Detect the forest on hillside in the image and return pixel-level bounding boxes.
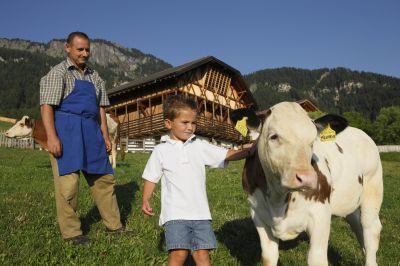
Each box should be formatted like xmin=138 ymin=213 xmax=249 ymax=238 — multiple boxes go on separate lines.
xmin=244 ymin=67 xmax=400 ymax=120
xmin=1 ymin=47 xmax=399 ymax=144
xmin=0 ymin=48 xmax=129 ymax=118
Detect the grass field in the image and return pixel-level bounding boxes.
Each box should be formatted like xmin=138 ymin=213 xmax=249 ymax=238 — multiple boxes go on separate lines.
xmin=0 ymin=121 xmax=13 ymax=131
xmin=0 ymin=148 xmax=399 ymax=265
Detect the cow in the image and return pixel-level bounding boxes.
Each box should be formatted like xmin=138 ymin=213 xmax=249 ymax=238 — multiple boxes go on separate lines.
xmin=230 ymin=102 xmax=383 ymax=266
xmin=106 ymin=113 xmax=120 ymax=169
xmin=5 ymin=114 xmax=121 ymax=169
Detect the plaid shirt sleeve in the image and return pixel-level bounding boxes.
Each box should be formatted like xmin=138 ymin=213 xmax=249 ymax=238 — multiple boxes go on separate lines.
xmin=92 ymin=71 xmax=110 ymax=107
xmin=39 ymin=67 xmax=64 ymax=106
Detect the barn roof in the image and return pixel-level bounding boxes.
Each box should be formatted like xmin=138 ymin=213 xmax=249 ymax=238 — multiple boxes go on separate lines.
xmin=107 ymin=56 xmax=254 ymax=104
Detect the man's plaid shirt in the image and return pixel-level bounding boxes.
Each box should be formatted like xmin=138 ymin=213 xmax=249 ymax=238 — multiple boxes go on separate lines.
xmin=40 ymin=57 xmax=110 ymax=107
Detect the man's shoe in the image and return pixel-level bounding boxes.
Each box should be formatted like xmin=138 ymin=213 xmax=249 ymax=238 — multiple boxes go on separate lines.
xmin=105 ymin=226 xmax=134 ymax=235
xmin=64 ymin=235 xmax=91 ymax=246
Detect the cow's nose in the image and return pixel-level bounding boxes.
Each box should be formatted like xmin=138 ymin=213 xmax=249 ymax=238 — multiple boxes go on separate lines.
xmin=295 ymin=172 xmax=317 ymax=189
xmin=4 ymin=131 xmax=9 ymax=137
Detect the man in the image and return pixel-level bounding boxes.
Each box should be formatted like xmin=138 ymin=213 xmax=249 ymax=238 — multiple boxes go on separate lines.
xmin=40 ymin=32 xmax=127 ymax=245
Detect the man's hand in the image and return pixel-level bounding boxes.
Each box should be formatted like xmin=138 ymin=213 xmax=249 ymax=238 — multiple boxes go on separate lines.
xmin=47 ymin=135 xmax=62 ymax=157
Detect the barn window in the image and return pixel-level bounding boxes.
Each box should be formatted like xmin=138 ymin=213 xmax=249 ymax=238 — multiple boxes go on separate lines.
xmin=204 ymin=67 xmax=231 ymax=96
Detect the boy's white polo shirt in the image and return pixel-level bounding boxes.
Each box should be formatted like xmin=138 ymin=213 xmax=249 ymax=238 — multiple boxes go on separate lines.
xmin=142 ymin=135 xmax=228 ymax=225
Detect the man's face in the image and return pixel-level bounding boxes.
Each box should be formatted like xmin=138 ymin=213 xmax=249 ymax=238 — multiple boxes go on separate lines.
xmin=65 ymin=36 xmax=90 ymax=70
xmin=165 ymin=108 xmax=197 ymax=142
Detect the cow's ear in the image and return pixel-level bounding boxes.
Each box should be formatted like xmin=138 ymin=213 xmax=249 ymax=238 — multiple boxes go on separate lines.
xmin=314 ymin=114 xmax=348 ymax=134
xmin=257 ymin=109 xmax=271 ymax=122
xmin=24 ymin=117 xmax=34 ymax=128
xmin=230 ymin=108 xmax=261 ymax=130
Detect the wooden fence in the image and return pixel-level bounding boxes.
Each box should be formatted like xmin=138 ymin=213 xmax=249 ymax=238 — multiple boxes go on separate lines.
xmin=2 ymin=129 xmax=399 ymax=153
xmin=378 ymin=145 xmax=400 ymax=152
xmin=0 ymin=130 xmax=36 ymax=149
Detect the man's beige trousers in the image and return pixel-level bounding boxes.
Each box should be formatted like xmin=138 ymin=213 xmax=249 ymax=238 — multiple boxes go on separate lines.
xmin=49 ymin=154 xmax=122 ymax=239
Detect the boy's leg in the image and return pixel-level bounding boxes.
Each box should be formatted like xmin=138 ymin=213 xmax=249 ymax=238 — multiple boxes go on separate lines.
xmin=164 ymin=220 xmax=192 ymax=265
xmin=191 ymin=249 xmax=211 ymax=266
xmin=49 ymin=154 xmax=82 ymax=239
xmin=83 ymin=173 xmax=122 ymax=230
xmin=191 ymin=220 xmax=216 ymax=266
xmin=168 ymin=250 xmax=189 ymax=266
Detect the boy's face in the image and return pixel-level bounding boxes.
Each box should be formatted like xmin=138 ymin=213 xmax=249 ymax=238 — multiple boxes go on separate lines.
xmin=165 ymin=108 xmax=197 ymax=142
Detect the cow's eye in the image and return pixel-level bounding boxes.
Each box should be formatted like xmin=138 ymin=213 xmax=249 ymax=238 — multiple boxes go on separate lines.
xmin=269 ymin=134 xmax=278 ymax=140
xmin=19 ymin=123 xmax=24 ymax=127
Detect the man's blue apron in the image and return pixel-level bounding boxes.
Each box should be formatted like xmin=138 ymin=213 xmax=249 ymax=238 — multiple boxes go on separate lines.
xmin=54 ymin=79 xmax=113 ymax=176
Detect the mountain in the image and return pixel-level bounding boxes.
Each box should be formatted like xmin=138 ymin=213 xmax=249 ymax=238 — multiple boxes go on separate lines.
xmin=0 ymin=38 xmax=399 ymax=120
xmin=244 ymin=67 xmax=400 ymax=120
xmin=0 ymin=38 xmax=172 ymax=118
xmin=0 ymin=38 xmax=172 ymax=87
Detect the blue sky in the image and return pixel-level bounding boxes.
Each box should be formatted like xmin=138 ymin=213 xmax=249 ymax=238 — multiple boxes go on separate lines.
xmin=1 ymin=0 xmax=399 ymax=78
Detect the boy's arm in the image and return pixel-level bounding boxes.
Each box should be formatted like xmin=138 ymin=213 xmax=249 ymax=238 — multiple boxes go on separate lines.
xmin=225 ymin=140 xmax=258 ymax=161
xmin=142 ymin=180 xmax=157 ymax=216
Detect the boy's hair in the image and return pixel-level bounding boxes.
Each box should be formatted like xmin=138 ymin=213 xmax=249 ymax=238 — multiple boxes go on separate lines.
xmin=164 ymin=94 xmax=198 ymax=120
xmin=66 ymin=31 xmax=90 ymax=44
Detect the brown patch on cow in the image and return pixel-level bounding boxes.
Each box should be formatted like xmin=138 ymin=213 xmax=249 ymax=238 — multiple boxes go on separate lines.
xmin=303 ymin=161 xmax=331 ymax=203
xmin=324 ymin=158 xmax=331 ymax=174
xmin=335 ymin=142 xmax=343 ymax=153
xmin=242 ymin=150 xmax=267 ymax=195
xmin=32 ymin=119 xmax=48 ymax=149
xmin=285 ymin=193 xmax=291 ymax=203
xmin=284 ymin=193 xmax=291 ymax=214
xmin=358 ymin=174 xmax=363 ymax=185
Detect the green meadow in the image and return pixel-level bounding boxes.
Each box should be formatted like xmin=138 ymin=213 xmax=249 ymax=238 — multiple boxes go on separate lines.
xmin=0 ymin=148 xmax=399 ymax=265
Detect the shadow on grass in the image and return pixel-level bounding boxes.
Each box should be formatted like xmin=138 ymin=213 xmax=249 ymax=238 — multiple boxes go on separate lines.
xmin=327 ymin=245 xmax=359 ymax=266
xmin=81 ymin=181 xmax=139 ymax=234
xmin=116 ymin=162 xmax=131 ymax=168
xmin=35 ymin=163 xmax=52 ymax=168
xmin=216 ymin=218 xmax=261 ymax=266
xmin=217 ymin=218 xmax=359 ymax=266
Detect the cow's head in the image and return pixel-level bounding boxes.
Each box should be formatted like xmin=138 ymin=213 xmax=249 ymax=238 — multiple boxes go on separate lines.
xmin=5 ymin=116 xmax=34 ymax=138
xmin=231 ymin=102 xmax=347 ymax=192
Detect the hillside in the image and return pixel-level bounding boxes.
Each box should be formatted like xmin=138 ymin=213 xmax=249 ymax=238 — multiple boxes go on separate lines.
xmin=0 ymin=38 xmax=399 ymax=120
xmin=0 ymin=38 xmax=172 ymax=118
xmin=244 ymin=67 xmax=400 ymax=120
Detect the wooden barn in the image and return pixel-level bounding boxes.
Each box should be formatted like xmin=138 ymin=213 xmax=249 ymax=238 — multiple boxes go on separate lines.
xmin=106 ymin=56 xmax=256 ymax=147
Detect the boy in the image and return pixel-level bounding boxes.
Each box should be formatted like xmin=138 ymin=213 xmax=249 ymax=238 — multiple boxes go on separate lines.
xmin=141 ymin=95 xmax=255 ymax=266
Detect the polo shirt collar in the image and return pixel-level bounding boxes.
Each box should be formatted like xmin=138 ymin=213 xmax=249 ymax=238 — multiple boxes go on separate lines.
xmin=166 ymin=134 xmax=196 ymax=145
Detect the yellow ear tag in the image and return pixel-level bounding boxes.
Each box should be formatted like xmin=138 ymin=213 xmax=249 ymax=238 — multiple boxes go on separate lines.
xmin=320 ymin=123 xmax=336 ymax=141
xmin=235 ymin=117 xmax=248 ymax=137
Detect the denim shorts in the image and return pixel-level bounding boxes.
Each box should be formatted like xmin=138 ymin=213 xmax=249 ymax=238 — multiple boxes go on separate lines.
xmin=163 ymin=220 xmax=217 ymax=251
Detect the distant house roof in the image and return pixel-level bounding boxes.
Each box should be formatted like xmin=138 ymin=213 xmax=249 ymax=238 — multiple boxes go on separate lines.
xmin=256 ymin=99 xmax=320 ymax=116
xmin=108 ymin=56 xmax=254 ymax=104
xmin=296 ymin=99 xmax=320 ymax=112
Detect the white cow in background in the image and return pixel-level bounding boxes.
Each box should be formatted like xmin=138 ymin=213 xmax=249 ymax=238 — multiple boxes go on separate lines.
xmin=106 ymin=113 xmax=119 ymax=169
xmin=230 ymin=102 xmax=383 ymax=266
xmin=5 ymin=114 xmax=120 ymax=169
